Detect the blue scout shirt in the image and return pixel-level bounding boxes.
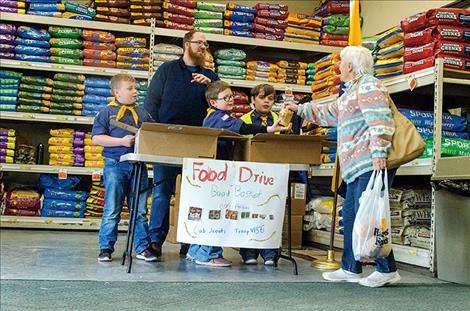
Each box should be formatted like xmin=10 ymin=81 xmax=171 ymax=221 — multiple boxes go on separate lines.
xmin=203 ymin=108 xmax=243 ymax=160
xmin=91 ymin=104 xmax=154 ymax=160
xmin=144 ymin=58 xmax=219 ymax=126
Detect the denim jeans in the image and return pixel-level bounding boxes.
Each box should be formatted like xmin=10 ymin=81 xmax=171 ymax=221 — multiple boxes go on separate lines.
xmin=149 ymin=164 xmax=181 ymax=244
xmin=99 ymin=158 xmax=150 ymax=254
xmin=188 ymin=244 xmax=223 ymax=262
xmin=239 ymin=248 xmax=278 ymax=261
xmin=341 ymin=169 xmax=398 ymax=274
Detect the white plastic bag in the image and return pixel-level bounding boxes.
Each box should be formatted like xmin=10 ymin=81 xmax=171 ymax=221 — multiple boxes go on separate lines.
xmin=352 ymin=170 xmax=392 ymax=261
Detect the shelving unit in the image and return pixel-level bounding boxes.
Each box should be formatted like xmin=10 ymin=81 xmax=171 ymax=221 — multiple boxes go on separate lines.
xmin=0 ymin=111 xmax=94 ymax=125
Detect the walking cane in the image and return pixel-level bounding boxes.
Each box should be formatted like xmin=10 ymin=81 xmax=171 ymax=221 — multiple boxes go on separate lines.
xmin=311 ymin=156 xmax=341 ymax=270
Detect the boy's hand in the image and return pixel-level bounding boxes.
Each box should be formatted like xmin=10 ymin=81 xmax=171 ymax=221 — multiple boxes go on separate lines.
xmin=121 ymin=135 xmax=135 ymax=147
xmin=267 ymin=119 xmax=292 ymax=133
xmin=191 ymin=73 xmax=211 ymax=85
xmin=283 ymin=102 xmax=299 ymax=112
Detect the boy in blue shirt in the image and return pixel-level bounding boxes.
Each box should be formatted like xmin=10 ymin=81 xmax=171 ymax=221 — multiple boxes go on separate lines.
xmin=187 ymin=81 xmax=291 ymax=267
xmin=92 ymin=74 xmax=156 ymax=262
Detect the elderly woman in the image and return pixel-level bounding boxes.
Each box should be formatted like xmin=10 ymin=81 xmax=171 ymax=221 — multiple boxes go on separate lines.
xmin=286 ymin=46 xmax=400 ymax=288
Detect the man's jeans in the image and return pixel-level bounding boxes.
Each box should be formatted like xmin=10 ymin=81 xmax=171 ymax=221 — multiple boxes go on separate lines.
xmin=341 ymin=169 xmax=398 ymax=274
xmin=239 ymin=248 xmax=278 ymax=261
xmin=99 ymin=158 xmax=150 ymax=254
xmin=149 ymin=164 xmax=181 ymax=244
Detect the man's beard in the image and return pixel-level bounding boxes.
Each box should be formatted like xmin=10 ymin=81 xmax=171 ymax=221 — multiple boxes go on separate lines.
xmin=188 ymin=47 xmax=205 ymax=66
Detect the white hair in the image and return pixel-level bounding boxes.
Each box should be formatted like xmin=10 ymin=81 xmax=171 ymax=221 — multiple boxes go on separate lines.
xmin=340 ymin=46 xmax=374 ymax=76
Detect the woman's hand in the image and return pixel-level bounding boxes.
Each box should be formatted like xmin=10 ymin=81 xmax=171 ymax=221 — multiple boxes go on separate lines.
xmin=267 ymin=119 xmax=292 ymax=133
xmin=372 ymin=157 xmax=387 ymax=171
xmin=283 ymin=102 xmax=299 ymax=112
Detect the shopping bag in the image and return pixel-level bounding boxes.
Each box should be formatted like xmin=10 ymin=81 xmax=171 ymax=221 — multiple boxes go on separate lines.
xmin=352 ymin=170 xmax=392 ymax=261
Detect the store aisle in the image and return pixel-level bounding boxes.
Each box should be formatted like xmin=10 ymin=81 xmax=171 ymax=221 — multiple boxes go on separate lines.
xmin=1 ymin=229 xmax=441 ymax=284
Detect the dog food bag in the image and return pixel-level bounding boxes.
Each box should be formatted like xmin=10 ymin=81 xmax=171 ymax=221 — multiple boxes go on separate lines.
xmin=374 ymin=57 xmax=404 ymax=75
xmin=404 ymin=27 xmax=435 ymax=47
xmin=95 ymin=0 xmax=129 ymax=7
xmin=49 ymin=26 xmax=82 ymax=39
xmin=14 ymin=38 xmax=50 ymax=48
xmin=256 ymin=10 xmax=288 ymax=20
xmin=401 ymin=12 xmax=427 ymax=33
xmin=434 ymin=25 xmax=469 ymax=42
xmin=19 ymin=83 xmax=53 ymax=92
xmin=54 ymin=73 xmax=85 ymax=83
xmin=276 ymin=61 xmax=308 ymax=69
xmin=377 ymin=26 xmax=404 ymax=49
xmin=226 ymin=3 xmax=255 ymax=14
xmin=50 ymin=38 xmax=82 ymax=49
xmin=224 ymin=10 xmax=254 ymax=23
xmin=0 ymin=23 xmax=16 ymax=35
xmin=83 ymin=49 xmax=116 ymax=60
xmin=50 ymin=57 xmax=83 ymax=66
xmin=18 ymin=91 xmax=51 ymax=100
xmin=163 ymin=2 xmax=194 ymax=16
xmin=53 ymin=80 xmax=85 ymax=91
xmin=64 ymin=1 xmax=96 ymax=17
xmin=85 ymin=77 xmax=110 ymax=88
xmin=50 ymin=48 xmax=83 ymax=59
xmin=435 ymin=40 xmax=470 ymax=56
xmin=403 ymin=56 xmax=435 ymax=74
xmin=61 ymin=12 xmax=93 ymax=20
xmin=82 ymin=40 xmax=116 ymax=51
xmin=94 ymin=14 xmax=130 ymax=24
xmin=153 ymin=43 xmax=183 ymax=55
xmin=404 ymin=42 xmax=435 ymax=62
xmin=376 ymin=42 xmax=404 ymax=60
xmin=21 ymin=76 xmax=53 ymax=86
xmin=18 ymin=98 xmax=51 ymax=106
xmin=214 ymin=48 xmax=246 ymax=61
xmin=81 ymin=30 xmax=115 ymax=43
xmin=255 ymin=17 xmax=288 ymax=29
xmin=14 ymin=45 xmax=50 ymax=56
xmin=17 ymin=26 xmax=50 ymax=40
xmin=427 ymin=8 xmax=469 ymax=27
xmin=96 ymin=6 xmax=130 ymax=17
xmin=315 ymin=1 xmax=349 ymax=17
xmin=83 ymin=59 xmax=116 ymax=67
xmin=193 ymin=19 xmax=223 ymax=28
xmin=436 ymin=53 xmax=470 ymax=71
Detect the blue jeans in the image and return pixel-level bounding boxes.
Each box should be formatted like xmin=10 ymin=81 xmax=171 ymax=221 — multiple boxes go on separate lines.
xmin=149 ymin=165 xmax=181 ymax=244
xmin=99 ymin=158 xmax=150 ymax=254
xmin=341 ymin=169 xmax=397 ymax=274
xmin=239 ymin=248 xmax=278 ymax=261
xmin=188 ymin=245 xmax=223 ymax=262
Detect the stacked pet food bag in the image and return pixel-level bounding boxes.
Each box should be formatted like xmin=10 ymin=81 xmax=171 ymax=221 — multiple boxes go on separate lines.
xmin=276 ymin=60 xmax=307 ymax=85
xmin=253 ymin=3 xmax=288 ymax=41
xmin=193 ymin=1 xmax=225 ymax=35
xmin=284 ymin=13 xmax=322 ymax=45
xmin=153 ymin=43 xmax=183 ymax=69
xmin=95 ymin=0 xmax=130 ymax=24
xmin=15 ymin=25 xmax=50 ymax=63
xmin=215 ymin=48 xmax=246 ymax=80
xmin=49 ymin=26 xmax=83 ymax=65
xmin=310 ymin=52 xmax=341 ymax=99
xmin=246 ymin=60 xmax=277 ymax=82
xmin=38 ymin=174 xmax=87 ymax=218
xmin=315 ymin=0 xmax=351 ymax=47
xmin=163 ymin=0 xmax=195 ymax=31
xmin=135 ymin=79 xmax=147 ymax=107
xmin=17 ymin=74 xmax=53 ymax=114
xmin=0 ymin=70 xmax=22 ymax=112
xmin=0 ymin=23 xmax=16 ymax=60
xmin=0 ymin=128 xmax=16 ymax=164
xmin=0 ymin=0 xmax=26 ymax=14
xmin=82 ymin=77 xmax=111 ymax=117
xmin=304 ymin=195 xmax=343 ymax=236
xmin=389 ymin=187 xmax=432 ymax=250
xmin=27 ymin=1 xmax=64 ymax=17
xmin=223 ymin=2 xmax=256 ymax=38
xmin=401 ymin=8 xmax=470 ymax=74
xmin=129 ymin=0 xmax=164 ymax=27
xmin=306 ymin=62 xmax=315 ymax=85
xmin=48 ymin=128 xmax=85 ymax=167
xmin=82 ymin=30 xmax=116 ymax=69
xmin=84 ymin=181 xmax=130 ymax=218
xmin=230 ymin=89 xmax=250 ymax=119
xmin=84 ymin=133 xmax=104 ymax=168
xmin=372 ymin=27 xmax=404 ymax=80
xmin=51 ymin=73 xmax=85 ymax=115
xmin=4 ymin=188 xmax=41 ymax=216
xmin=116 ymin=36 xmax=149 ymax=71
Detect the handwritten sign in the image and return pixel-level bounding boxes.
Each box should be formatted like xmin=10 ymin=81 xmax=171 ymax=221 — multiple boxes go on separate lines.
xmin=177 ymin=158 xmax=289 ymax=248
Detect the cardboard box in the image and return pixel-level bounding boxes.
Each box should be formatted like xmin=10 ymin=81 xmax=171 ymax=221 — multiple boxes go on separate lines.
xmin=134 ymin=123 xmax=242 ymax=159
xmin=283 ymin=215 xmax=304 ymax=231
xmin=288 ymin=183 xmax=307 ymax=216
xmin=282 ymin=230 xmax=302 ymax=249
xmin=241 ymin=134 xmax=324 ymax=165
xmin=169 ymin=175 xmax=182 ymax=227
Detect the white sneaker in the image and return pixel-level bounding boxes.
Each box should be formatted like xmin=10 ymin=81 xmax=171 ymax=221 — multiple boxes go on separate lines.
xmin=243 ymin=258 xmax=258 ymax=265
xmin=322 ymin=268 xmax=362 ymax=282
xmin=359 ymin=271 xmax=401 ymax=288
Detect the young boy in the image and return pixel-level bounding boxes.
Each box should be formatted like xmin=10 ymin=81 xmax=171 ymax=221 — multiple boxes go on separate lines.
xmin=239 ymin=84 xmax=280 ymax=266
xmin=186 ymin=81 xmax=290 ymax=267
xmin=92 ymin=74 xmax=157 ymax=262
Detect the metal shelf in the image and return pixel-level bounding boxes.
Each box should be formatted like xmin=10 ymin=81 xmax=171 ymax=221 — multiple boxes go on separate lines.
xmin=0 ymin=111 xmax=94 ymax=125
xmin=222 ymin=78 xmax=312 ymax=93
xmin=432 ymin=156 xmax=470 ymax=181
xmin=305 ymin=229 xmax=431 ymax=268
xmin=0 ymin=215 xmax=128 ymax=231
xmin=0 ymin=12 xmax=150 ymax=34
xmin=0 ymin=59 xmax=148 ymax=79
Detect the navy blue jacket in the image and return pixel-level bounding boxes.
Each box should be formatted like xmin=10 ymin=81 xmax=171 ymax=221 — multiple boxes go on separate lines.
xmin=144 ymin=58 xmax=219 ymax=126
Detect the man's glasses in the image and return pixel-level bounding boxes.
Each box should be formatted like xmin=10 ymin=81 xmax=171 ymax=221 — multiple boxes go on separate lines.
xmin=188 ymin=40 xmax=209 ymax=48
xmin=216 ymin=95 xmax=234 ymax=102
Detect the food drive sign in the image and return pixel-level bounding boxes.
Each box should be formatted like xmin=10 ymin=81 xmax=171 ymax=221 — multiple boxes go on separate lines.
xmin=177 ymin=158 xmax=289 ymax=248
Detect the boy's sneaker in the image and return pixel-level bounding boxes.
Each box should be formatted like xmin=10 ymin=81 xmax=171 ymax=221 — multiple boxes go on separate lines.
xmin=179 ymin=243 xmax=190 ymax=258
xmin=243 ymin=258 xmax=258 ymax=265
xmin=195 ymin=258 xmax=232 ymax=267
xmin=359 ymin=271 xmax=401 ymax=288
xmin=149 ymin=242 xmax=162 ymax=258
xmin=136 ymin=250 xmax=158 ymax=262
xmin=264 ymin=259 xmax=276 ymax=266
xmin=322 ymin=268 xmax=362 ymax=282
xmin=98 ymin=249 xmax=112 ymax=262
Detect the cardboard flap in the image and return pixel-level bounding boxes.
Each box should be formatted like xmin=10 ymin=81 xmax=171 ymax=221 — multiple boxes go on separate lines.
xmin=140 ymin=122 xmax=241 ymax=138
xmin=251 ymin=134 xmax=327 ymax=142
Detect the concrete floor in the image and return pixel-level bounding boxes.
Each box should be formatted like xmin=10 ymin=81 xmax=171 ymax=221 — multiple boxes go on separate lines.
xmin=0 ymin=229 xmax=442 ymax=284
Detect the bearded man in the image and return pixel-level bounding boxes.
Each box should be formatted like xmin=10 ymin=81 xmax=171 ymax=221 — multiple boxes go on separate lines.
xmin=144 ymin=31 xmax=219 ymax=259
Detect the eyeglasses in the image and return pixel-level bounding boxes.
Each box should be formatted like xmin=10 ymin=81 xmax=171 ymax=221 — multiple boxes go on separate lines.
xmin=216 ymin=95 xmax=234 ymax=102
xmin=188 ymin=40 xmax=209 ymax=48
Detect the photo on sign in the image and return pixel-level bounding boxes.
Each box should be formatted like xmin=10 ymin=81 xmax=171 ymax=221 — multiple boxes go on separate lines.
xmin=188 ymin=207 xmax=202 ymax=221
xmin=252 ymin=213 xmax=259 ymax=219
xmin=225 ymin=209 xmax=238 ymax=220
xmin=269 ymin=215 xmax=274 ymax=220
xmin=208 ymin=210 xmax=221 ymax=220
xmin=259 ymin=214 xmax=266 ymax=220
xmin=241 ymin=212 xmax=251 ymax=219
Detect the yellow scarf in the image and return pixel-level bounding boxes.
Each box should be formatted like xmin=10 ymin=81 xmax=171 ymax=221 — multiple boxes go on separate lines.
xmin=259 ymin=115 xmax=268 ymax=126
xmin=108 ymin=100 xmax=138 ymax=125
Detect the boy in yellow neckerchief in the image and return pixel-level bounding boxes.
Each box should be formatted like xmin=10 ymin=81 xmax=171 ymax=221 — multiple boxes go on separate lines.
xmin=92 ymin=74 xmax=156 ymax=263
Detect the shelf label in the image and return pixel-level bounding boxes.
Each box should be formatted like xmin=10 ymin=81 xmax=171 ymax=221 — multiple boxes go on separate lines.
xmin=408 ymin=250 xmax=417 ymax=256
xmin=307 ymin=167 xmax=313 ymax=178
xmin=407 ymin=75 xmax=417 ymax=91
xmin=58 ymin=168 xmax=68 ymax=180
xmin=92 ymin=170 xmax=101 ymax=182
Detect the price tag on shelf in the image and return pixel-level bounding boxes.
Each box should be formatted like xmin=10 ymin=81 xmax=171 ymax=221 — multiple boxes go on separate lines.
xmin=307 ymin=167 xmax=313 ymax=178
xmin=406 ymin=75 xmax=417 ymax=91
xmin=121 ymin=71 xmax=129 ymax=74
xmin=94 ymin=68 xmax=105 ymax=73
xmin=92 ymin=170 xmax=101 ymax=182
xmin=51 ymin=65 xmax=60 ymax=69
xmin=408 ymin=250 xmax=417 ymax=256
xmin=58 ymin=168 xmax=68 ymax=180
